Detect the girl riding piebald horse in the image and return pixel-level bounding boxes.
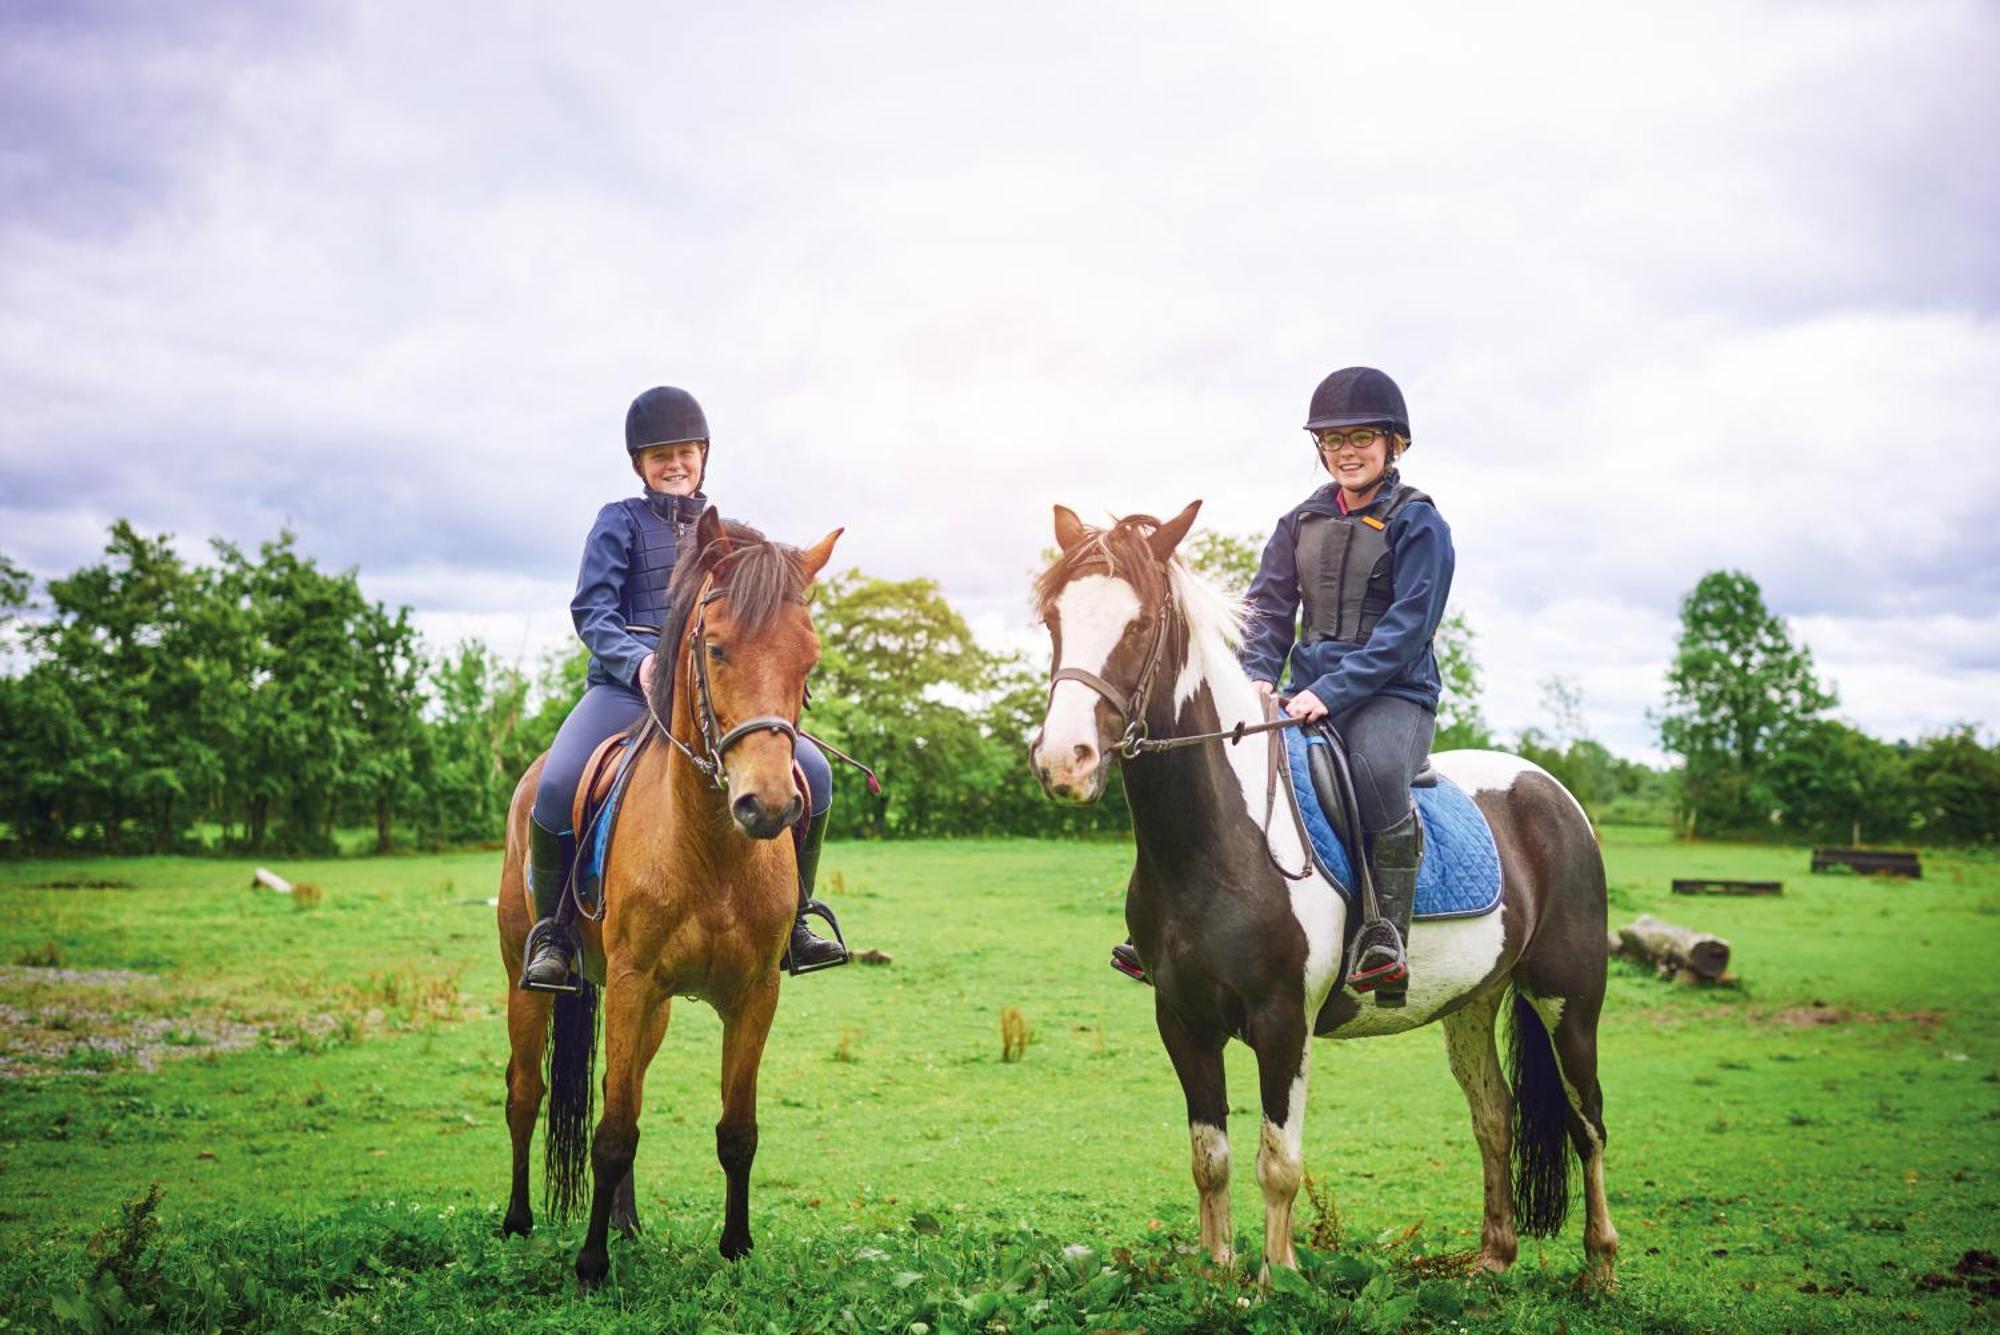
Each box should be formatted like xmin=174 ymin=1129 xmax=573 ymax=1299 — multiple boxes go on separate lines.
xmin=518 ymin=386 xmax=848 ymax=992
xmin=1112 ymin=366 xmax=1452 ymax=1003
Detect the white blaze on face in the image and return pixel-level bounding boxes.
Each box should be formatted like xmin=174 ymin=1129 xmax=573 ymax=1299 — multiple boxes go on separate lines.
xmin=1036 ymin=574 xmax=1141 ymax=786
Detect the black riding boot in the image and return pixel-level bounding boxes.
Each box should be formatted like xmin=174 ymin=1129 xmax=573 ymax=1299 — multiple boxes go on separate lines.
xmin=1347 ymin=809 xmax=1421 ymax=1007
xmin=784 ymin=808 xmax=849 ymax=974
xmin=517 ymin=820 xmax=579 ymax=993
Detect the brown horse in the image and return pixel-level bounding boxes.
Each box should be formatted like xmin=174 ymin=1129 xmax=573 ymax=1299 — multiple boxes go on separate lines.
xmin=496 ymin=508 xmax=840 ymax=1287
xmin=1030 ymin=503 xmax=1616 ymax=1287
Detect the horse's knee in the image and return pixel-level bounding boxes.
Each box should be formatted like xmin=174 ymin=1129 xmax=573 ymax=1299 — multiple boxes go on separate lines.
xmin=716 ymin=1121 xmax=758 ymax=1176
xmin=592 ymin=1120 xmax=639 ymax=1178
xmin=1255 ymin=1121 xmax=1301 ymax=1198
xmin=1189 ymin=1122 xmax=1229 ymax=1193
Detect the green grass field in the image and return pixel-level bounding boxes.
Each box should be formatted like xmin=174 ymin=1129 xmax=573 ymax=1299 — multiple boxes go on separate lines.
xmin=1 ymin=828 xmax=1995 ymax=1332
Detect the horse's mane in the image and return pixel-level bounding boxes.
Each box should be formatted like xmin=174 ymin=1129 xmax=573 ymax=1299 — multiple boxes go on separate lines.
xmin=647 ymin=518 xmax=808 ymax=719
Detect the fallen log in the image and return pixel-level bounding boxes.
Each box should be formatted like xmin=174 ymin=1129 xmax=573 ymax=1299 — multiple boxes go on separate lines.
xmin=1612 ymin=913 xmax=1730 ymax=983
xmin=1673 ymin=878 xmax=1781 ymax=897
xmin=251 ymin=867 xmax=293 ymax=895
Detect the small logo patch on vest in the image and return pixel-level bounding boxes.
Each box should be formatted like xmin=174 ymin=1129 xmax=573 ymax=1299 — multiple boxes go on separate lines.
xmin=1361 ymin=516 xmax=1386 ymax=530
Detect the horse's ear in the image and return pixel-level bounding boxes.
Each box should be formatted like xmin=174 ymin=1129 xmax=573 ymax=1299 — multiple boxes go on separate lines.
xmin=1147 ymin=499 xmax=1202 ymax=562
xmin=800 ymin=527 xmax=843 ymax=582
xmin=1054 ymin=505 xmax=1089 ymax=554
xmin=695 ymin=506 xmax=730 ymax=563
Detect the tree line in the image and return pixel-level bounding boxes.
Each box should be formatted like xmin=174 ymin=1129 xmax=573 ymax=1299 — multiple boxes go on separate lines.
xmin=0 ymin=524 xmax=1991 ymax=854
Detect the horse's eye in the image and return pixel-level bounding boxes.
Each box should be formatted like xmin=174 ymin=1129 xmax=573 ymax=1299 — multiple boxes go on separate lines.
xmin=707 ymin=643 xmax=727 ymax=662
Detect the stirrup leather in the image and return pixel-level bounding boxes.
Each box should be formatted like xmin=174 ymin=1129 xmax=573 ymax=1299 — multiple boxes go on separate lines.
xmin=783 ymin=899 xmax=849 ymax=975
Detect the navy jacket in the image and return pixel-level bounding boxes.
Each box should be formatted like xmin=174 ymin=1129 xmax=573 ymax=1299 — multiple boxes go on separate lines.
xmin=571 ymin=490 xmax=707 ymax=689
xmin=1239 ymin=470 xmax=1455 ymax=716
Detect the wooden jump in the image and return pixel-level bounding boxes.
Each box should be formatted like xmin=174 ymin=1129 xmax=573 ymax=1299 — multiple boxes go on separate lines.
xmin=1672 ymin=878 xmax=1782 ymax=897
xmin=1811 ymin=848 xmax=1922 ymax=879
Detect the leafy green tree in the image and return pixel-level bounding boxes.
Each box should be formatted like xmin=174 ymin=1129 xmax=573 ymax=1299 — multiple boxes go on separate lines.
xmin=415 ymin=641 xmax=531 ymax=847
xmin=346 ymin=602 xmax=427 ymax=853
xmin=1184 ymin=529 xmax=1261 ymax=598
xmin=1765 ymin=719 xmax=1914 ymax=844
xmin=1432 ymin=611 xmax=1491 ymax=750
xmin=1908 ymin=725 xmax=2000 ymax=845
xmin=806 ymin=571 xmax=998 ymax=838
xmin=1656 ymin=570 xmax=1834 ymax=834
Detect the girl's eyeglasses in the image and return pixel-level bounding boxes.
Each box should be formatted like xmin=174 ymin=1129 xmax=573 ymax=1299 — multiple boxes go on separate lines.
xmin=1315 ymin=428 xmax=1386 ymax=452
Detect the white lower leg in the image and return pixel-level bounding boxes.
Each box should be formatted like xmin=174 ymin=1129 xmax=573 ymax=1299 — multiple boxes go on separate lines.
xmin=1189 ymin=1122 xmax=1233 ymax=1265
xmin=1256 ymin=1117 xmax=1303 ymax=1276
xmin=1583 ymin=1145 xmax=1618 ymax=1283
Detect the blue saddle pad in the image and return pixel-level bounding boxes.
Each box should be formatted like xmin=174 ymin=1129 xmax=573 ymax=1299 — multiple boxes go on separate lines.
xmin=1283 ymin=729 xmax=1502 ymax=920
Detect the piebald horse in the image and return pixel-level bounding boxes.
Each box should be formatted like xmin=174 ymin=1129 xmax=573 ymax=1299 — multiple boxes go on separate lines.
xmin=1030 ymin=502 xmax=1617 ymax=1286
xmin=497 ymin=509 xmax=840 ymax=1287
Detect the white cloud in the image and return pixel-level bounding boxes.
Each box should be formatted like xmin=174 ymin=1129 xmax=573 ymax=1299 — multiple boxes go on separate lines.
xmin=2 ymin=0 xmax=1996 ymax=760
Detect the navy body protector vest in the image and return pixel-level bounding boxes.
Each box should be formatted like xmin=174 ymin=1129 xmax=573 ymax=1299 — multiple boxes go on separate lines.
xmin=619 ymin=496 xmax=697 ymax=636
xmin=1293 ymin=483 xmax=1432 ymax=646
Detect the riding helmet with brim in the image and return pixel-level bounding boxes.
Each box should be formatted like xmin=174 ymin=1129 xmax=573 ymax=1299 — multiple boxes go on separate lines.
xmin=626 ymin=386 xmax=710 ymax=455
xmin=1305 ymin=366 xmax=1410 ymax=445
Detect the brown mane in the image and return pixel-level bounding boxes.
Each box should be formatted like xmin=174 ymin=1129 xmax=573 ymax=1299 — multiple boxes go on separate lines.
xmin=1032 ymin=513 xmax=1173 ymax=621
xmin=649 ymin=519 xmax=810 ymax=717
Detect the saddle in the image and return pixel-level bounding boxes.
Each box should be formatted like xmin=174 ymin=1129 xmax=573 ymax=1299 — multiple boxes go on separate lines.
xmin=1281 ymin=723 xmax=1502 ymax=923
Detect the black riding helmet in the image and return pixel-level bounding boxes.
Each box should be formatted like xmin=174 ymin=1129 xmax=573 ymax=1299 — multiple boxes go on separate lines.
xmin=1304 ymin=367 xmax=1410 ymax=446
xmin=626 ymin=386 xmax=709 ymax=487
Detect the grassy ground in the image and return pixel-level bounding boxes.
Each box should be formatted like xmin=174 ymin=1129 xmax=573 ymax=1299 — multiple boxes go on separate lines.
xmin=0 ymin=828 xmax=1994 ymax=1331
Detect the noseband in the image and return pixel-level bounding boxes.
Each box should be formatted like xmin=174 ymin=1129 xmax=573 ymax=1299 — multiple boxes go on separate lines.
xmin=657 ymin=579 xmax=802 ymax=789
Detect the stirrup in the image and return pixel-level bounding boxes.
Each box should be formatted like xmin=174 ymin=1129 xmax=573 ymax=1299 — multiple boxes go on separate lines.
xmin=783 ymin=899 xmax=849 ymax=976
xmin=1346 ymin=924 xmax=1407 ymax=997
xmin=517 ymin=919 xmax=581 ymax=995
xmin=1109 ymin=942 xmax=1149 ymax=985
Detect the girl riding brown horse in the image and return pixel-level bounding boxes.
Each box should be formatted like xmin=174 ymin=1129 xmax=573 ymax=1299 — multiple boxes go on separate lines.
xmin=497 ymin=507 xmax=842 ymax=1287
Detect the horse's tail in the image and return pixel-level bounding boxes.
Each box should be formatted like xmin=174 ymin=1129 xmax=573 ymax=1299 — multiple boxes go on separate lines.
xmin=1506 ymin=987 xmax=1574 ymax=1238
xmin=542 ymin=980 xmax=599 ymax=1223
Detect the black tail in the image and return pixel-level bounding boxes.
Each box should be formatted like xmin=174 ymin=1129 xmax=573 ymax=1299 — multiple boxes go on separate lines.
xmin=1506 ymin=988 xmax=1574 ymax=1238
xmin=543 ymin=980 xmax=598 ymax=1224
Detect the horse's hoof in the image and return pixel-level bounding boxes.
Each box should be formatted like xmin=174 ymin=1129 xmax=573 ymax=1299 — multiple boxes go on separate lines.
xmin=719 ymin=1230 xmax=754 ymax=1261
xmin=575 ymin=1251 xmax=609 ymax=1294
xmin=1476 ymin=1248 xmax=1513 ymax=1274
xmin=610 ymin=1212 xmax=641 ymax=1240
xmin=499 ymin=1212 xmax=532 ymax=1239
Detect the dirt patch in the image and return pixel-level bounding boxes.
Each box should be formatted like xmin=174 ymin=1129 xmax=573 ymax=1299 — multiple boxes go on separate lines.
xmin=1767 ymin=1000 xmax=1947 ymax=1031
xmin=0 ymin=966 xmax=266 ymax=1078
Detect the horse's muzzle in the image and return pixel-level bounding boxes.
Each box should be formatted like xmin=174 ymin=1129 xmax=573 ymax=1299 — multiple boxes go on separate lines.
xmin=1033 ymin=739 xmax=1107 ymax=804
xmin=731 ymin=791 xmax=802 ymax=840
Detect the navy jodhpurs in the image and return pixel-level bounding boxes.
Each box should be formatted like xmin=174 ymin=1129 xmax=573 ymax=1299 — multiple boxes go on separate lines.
xmin=531 ymin=681 xmax=831 ymax=834
xmin=1330 ymin=695 xmax=1434 ymax=834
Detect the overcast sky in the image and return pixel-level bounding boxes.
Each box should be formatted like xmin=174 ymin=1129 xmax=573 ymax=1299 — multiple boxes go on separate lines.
xmin=3 ymin=0 xmax=1996 ymax=761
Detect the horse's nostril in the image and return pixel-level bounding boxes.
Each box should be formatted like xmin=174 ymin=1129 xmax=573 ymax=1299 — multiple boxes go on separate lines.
xmin=731 ymin=794 xmax=762 ymax=827
xmin=1072 ymin=742 xmax=1095 ymax=766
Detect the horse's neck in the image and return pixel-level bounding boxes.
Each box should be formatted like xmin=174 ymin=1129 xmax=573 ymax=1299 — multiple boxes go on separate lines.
xmin=1123 ymin=610 xmax=1270 ymax=868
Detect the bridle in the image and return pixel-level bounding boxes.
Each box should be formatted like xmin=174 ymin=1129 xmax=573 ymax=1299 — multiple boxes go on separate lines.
xmin=1045 ymin=568 xmax=1305 ymax=760
xmin=1046 ymin=578 xmax=1174 ymax=759
xmin=650 ymin=577 xmax=801 ymax=789
xmin=1042 ymin=561 xmax=1314 ymax=880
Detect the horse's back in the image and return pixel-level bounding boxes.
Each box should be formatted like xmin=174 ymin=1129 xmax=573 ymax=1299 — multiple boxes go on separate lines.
xmin=1433 ymin=748 xmax=1605 ymax=970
